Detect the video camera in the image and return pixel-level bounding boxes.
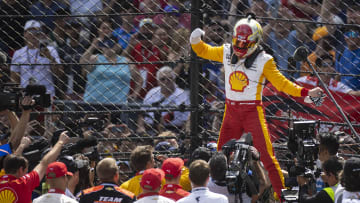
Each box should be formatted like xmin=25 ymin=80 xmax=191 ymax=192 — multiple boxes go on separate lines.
xmin=60 ymin=115 xmax=108 ymax=137
xmin=0 ymin=83 xmax=51 ymax=111
xmin=282 ymin=121 xmax=320 ymax=202
xmin=222 ymin=135 xmax=259 ymax=201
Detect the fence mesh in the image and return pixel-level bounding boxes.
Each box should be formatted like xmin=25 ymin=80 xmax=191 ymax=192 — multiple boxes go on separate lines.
xmin=1 ymin=0 xmax=360 ymax=181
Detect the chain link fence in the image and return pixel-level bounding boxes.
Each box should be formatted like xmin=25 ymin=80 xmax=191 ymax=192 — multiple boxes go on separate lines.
xmin=1 ymin=0 xmax=360 ymax=181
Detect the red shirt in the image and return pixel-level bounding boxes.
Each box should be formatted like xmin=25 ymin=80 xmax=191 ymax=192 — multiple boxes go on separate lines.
xmin=0 ymin=171 xmax=40 ymax=203
xmin=131 ymin=43 xmax=162 ymax=98
xmin=159 ymin=184 xmax=190 ymax=201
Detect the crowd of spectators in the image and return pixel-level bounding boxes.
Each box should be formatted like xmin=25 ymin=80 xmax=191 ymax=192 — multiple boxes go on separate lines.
xmin=0 ymin=0 xmax=360 ymax=136
xmin=0 ymin=0 xmax=360 ymax=202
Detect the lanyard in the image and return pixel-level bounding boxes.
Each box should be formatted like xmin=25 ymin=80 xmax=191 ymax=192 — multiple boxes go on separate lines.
xmin=26 ymin=47 xmax=40 ymax=72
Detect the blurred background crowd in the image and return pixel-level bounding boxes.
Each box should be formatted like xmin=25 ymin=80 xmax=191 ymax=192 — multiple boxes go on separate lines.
xmin=0 ymin=0 xmax=360 ymax=202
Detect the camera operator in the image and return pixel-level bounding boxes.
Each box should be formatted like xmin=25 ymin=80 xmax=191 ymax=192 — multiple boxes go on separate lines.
xmin=0 ymin=131 xmax=69 ymax=203
xmin=208 ymin=149 xmax=271 ymax=203
xmin=0 ymin=96 xmax=36 ymax=175
xmin=297 ymin=156 xmax=343 ymax=203
xmin=335 ymin=157 xmax=360 ymax=203
xmin=316 ymin=132 xmax=341 ymax=192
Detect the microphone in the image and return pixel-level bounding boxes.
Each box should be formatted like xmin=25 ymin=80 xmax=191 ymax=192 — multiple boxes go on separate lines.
xmin=293 ymin=46 xmax=309 ymax=62
xmin=25 ymin=85 xmax=46 ymax=95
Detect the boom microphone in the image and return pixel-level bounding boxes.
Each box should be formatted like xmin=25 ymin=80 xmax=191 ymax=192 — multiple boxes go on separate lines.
xmin=25 ymin=85 xmax=46 ymax=95
xmin=293 ymin=46 xmax=309 ymax=62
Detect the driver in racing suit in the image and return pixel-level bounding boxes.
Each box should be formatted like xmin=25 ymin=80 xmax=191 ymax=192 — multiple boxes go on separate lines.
xmin=190 ymin=15 xmax=324 ymax=199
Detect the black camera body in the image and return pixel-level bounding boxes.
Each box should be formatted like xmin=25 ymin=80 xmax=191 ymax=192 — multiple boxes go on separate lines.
xmin=0 ymin=83 xmax=51 ymax=111
xmin=223 ymin=139 xmax=252 ymax=195
xmin=282 ymin=121 xmax=319 ymax=202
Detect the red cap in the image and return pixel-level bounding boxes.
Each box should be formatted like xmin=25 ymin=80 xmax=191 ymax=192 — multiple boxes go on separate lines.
xmin=162 ymin=158 xmax=184 ymax=179
xmin=46 ymin=162 xmax=73 ymax=179
xmin=140 ymin=168 xmax=164 ymax=190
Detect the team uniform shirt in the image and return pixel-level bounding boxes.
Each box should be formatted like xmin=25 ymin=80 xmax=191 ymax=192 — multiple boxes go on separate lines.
xmin=143 ymin=86 xmax=190 ymax=127
xmin=179 ymin=167 xmax=191 ymax=192
xmin=120 ymin=172 xmax=166 ymax=197
xmin=191 ymin=40 xmax=308 ymax=197
xmin=0 ymin=171 xmax=40 ymax=203
xmin=296 ymin=76 xmax=352 ymax=94
xmin=136 ymin=192 xmax=175 ymax=203
xmin=77 ymin=183 xmax=136 ymax=203
xmin=33 ymin=188 xmax=78 ymax=203
xmin=335 ymin=47 xmax=360 ymax=91
xmin=207 ymin=178 xmax=251 ymax=203
xmin=176 ymin=187 xmax=228 ymax=203
xmin=159 ymin=184 xmax=190 ymax=201
xmin=10 ymin=45 xmax=61 ymax=97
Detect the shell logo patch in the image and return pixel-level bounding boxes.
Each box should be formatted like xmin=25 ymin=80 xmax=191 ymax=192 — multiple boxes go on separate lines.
xmin=0 ymin=187 xmax=18 ymax=203
xmin=229 ymin=71 xmax=249 ymax=92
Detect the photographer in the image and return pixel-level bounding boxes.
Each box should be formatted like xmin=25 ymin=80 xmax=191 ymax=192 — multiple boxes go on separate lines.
xmin=297 ymin=157 xmax=343 ymax=203
xmin=336 ymin=157 xmax=360 ymax=203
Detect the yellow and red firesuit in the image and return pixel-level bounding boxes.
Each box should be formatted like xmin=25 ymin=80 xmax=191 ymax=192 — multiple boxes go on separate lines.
xmin=191 ymin=40 xmax=310 ymax=198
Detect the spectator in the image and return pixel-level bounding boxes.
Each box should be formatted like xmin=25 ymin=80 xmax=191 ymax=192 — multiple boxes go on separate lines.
xmin=335 ymin=1 xmax=360 ymax=91
xmin=120 ymin=145 xmax=157 ymax=196
xmin=136 ymin=168 xmax=175 ymax=203
xmin=137 ymin=66 xmax=190 ymax=134
xmin=159 ymin=158 xmax=190 ymax=201
xmin=0 ymin=51 xmax=10 ymax=83
xmin=0 ymin=131 xmax=69 ymax=203
xmin=300 ymin=29 xmax=337 ymax=77
xmin=0 ymin=0 xmax=30 ymax=55
xmin=48 ymin=8 xmax=71 ymax=49
xmin=335 ymin=157 xmax=360 ymax=203
xmin=265 ymin=9 xmax=300 ymax=78
xmin=77 ymin=157 xmax=136 ymax=203
xmin=298 ymin=156 xmax=343 ymax=203
xmin=152 ymin=26 xmax=170 ymax=61
xmin=59 ymin=19 xmax=88 ymax=98
xmin=10 ymin=20 xmax=63 ymax=98
xmin=30 ymin=0 xmax=67 ymax=31
xmin=113 ymin=3 xmax=138 ymax=50
xmin=125 ymin=18 xmax=162 ymax=99
xmin=33 ymin=162 xmax=78 ymax=203
xmin=297 ymin=54 xmax=360 ymax=96
xmin=81 ymin=19 xmax=142 ymax=105
xmin=169 ymin=28 xmax=191 ymax=91
xmin=153 ymin=5 xmax=182 ymax=31
xmin=282 ymin=0 xmax=322 ymax=19
xmin=176 ymin=160 xmax=228 ymax=203
xmin=133 ymin=0 xmax=162 ymax=28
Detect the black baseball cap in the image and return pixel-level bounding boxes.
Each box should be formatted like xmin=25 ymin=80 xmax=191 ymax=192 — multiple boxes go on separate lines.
xmin=344 ymin=157 xmax=360 ymax=177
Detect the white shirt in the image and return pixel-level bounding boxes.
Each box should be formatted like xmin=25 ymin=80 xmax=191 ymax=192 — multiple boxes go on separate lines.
xmin=207 ymin=179 xmax=251 ymax=203
xmin=296 ymin=76 xmax=353 ymax=94
xmin=143 ymin=86 xmax=190 ymax=127
xmin=33 ymin=192 xmax=79 ymax=203
xmin=341 ymin=190 xmax=360 ymax=203
xmin=135 ymin=195 xmax=175 ymax=203
xmin=10 ymin=45 xmax=61 ymax=97
xmin=66 ymin=188 xmax=76 ymax=199
xmin=176 ymin=187 xmax=228 ymax=203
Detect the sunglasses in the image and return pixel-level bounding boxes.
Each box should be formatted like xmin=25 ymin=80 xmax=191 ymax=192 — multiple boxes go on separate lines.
xmin=345 ymin=31 xmax=359 ymax=38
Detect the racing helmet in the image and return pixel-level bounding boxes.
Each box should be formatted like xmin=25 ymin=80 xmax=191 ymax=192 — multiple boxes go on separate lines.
xmin=232 ymin=16 xmax=263 ymax=58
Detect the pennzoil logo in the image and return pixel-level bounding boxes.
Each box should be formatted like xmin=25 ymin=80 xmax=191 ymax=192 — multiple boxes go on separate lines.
xmin=229 ymin=71 xmax=249 ymax=92
xmin=0 ymin=187 xmax=18 ymax=203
